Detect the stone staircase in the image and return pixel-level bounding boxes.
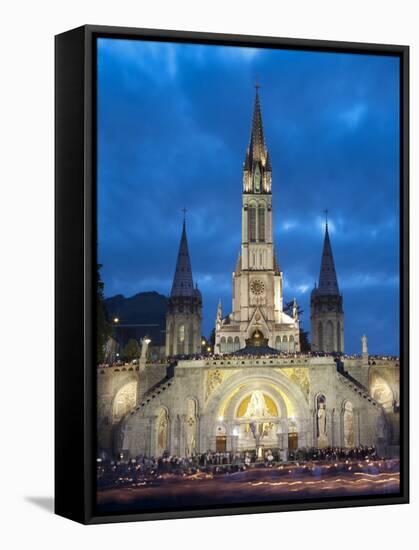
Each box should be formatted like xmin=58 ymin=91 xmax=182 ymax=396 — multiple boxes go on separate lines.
xmin=129 ymin=363 xmax=176 ymax=415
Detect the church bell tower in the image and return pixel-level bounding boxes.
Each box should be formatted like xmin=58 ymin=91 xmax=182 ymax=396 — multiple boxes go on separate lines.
xmin=165 ymin=217 xmax=202 ymax=357
xmin=215 ymin=87 xmax=300 ymax=353
xmin=310 ymin=218 xmax=344 ymax=353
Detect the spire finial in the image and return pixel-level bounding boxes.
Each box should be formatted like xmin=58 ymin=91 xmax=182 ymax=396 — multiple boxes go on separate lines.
xmin=324 ymin=208 xmax=329 ymax=229
xmin=182 ymin=207 xmax=187 ymax=225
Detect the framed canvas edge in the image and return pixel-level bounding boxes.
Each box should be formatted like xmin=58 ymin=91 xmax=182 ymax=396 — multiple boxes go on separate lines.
xmin=55 ymin=24 xmax=410 ymax=526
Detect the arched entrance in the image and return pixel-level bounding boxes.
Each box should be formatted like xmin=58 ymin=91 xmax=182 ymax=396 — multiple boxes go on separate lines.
xmin=234 ymin=390 xmax=280 ymax=454
xmin=203 ymin=369 xmax=311 ymax=455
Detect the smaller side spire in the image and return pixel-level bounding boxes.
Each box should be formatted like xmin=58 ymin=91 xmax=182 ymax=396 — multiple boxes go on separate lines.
xmin=170 ymin=217 xmax=195 ymax=297
xmin=316 ymin=219 xmax=340 ymax=295
xmin=217 ymin=299 xmax=222 ymax=319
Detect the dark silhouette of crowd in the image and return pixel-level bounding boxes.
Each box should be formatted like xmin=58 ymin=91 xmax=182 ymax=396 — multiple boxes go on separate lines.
xmin=96 ymin=445 xmax=390 ymax=489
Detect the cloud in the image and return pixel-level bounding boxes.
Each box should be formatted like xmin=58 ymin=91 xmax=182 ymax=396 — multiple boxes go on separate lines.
xmin=97 ymin=39 xmax=400 ymax=354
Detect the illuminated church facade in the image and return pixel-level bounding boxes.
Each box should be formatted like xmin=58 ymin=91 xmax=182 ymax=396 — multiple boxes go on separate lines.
xmin=97 ymin=90 xmax=400 ymax=460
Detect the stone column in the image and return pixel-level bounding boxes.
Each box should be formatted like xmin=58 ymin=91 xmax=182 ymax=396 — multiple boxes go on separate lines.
xmin=147 ymin=416 xmax=156 ymax=457
xmin=354 ymin=408 xmax=361 ymax=447
xmin=312 ymin=409 xmax=318 ymax=448
xmin=327 ymin=409 xmax=334 ymax=447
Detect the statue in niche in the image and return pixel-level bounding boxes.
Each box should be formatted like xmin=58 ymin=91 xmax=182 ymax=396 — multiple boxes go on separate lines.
xmin=157 ymin=410 xmax=168 ymax=454
xmin=317 ymin=397 xmax=328 ymax=449
xmin=186 ymin=417 xmax=196 ymax=456
xmin=245 ymin=391 xmax=270 ymax=418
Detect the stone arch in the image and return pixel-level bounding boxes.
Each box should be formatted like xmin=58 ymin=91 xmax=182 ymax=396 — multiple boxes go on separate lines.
xmin=202 ymin=368 xmax=311 ymax=450
xmin=227 ymin=336 xmax=234 ymax=353
xmin=111 ymin=379 xmax=138 ymax=423
xmin=234 ymin=336 xmax=240 ymax=352
xmin=220 ymin=336 xmax=226 ymax=353
xmin=289 ymin=334 xmax=295 ymax=352
xmin=282 ymin=335 xmax=289 ymax=352
xmin=370 ymin=373 xmax=394 ymax=412
xmin=245 ymin=319 xmax=269 ymax=343
xmin=275 ymin=335 xmax=281 ymax=350
xmin=230 ymin=386 xmax=284 ymax=420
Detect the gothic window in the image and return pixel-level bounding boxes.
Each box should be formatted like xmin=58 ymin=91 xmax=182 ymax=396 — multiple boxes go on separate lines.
xmin=258 ymin=205 xmax=265 ymax=242
xmin=318 ymin=322 xmax=323 ymax=350
xmin=275 ymin=336 xmax=281 ymax=350
xmin=156 ymin=408 xmax=169 ymax=455
xmin=234 ymin=336 xmax=240 ymax=352
xmin=227 ymin=337 xmax=233 ymax=353
xmin=326 ymin=320 xmax=334 ymax=351
xmin=282 ymin=335 xmax=288 ymax=352
xmin=343 ymin=401 xmax=355 ymax=447
xmin=178 ymin=324 xmax=185 ymax=354
xmin=249 ymin=206 xmax=256 ymax=242
xmin=220 ymin=337 xmax=226 ymax=353
xmin=289 ymin=335 xmax=295 ymax=351
xmin=189 ymin=323 xmax=194 ymax=354
xmin=254 ymin=163 xmax=261 ymax=192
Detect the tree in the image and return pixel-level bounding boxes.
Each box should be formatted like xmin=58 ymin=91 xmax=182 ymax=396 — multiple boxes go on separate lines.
xmin=209 ymin=328 xmax=216 ymax=347
xmin=122 ymin=339 xmax=140 ymax=362
xmin=283 ymin=300 xmax=311 ymax=353
xmin=97 ymin=264 xmax=111 ymax=363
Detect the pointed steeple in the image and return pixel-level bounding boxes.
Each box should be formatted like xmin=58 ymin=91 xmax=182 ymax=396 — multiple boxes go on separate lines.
xmin=316 ymin=222 xmax=340 ymax=295
xmin=244 ymin=86 xmax=269 ymax=168
xmin=170 ymin=219 xmax=195 ymax=297
xmin=217 ymin=299 xmax=222 ymax=319
xmin=249 ymin=85 xmax=265 ymax=162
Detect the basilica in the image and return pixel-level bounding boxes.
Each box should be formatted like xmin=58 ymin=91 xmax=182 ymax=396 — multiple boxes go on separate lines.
xmin=97 ymin=89 xmax=400 ymax=460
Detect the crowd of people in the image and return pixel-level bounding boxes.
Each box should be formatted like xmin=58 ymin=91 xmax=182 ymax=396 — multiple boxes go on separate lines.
xmin=96 ymin=445 xmax=385 ymax=489
xmin=98 ymin=350 xmax=400 ymax=369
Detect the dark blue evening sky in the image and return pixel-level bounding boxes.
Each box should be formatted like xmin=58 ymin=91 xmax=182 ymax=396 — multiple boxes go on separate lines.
xmin=97 ymin=38 xmax=400 ymax=355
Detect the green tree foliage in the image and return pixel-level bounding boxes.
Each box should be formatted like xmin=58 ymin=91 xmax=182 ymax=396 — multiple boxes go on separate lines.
xmin=97 ymin=264 xmax=111 ymax=363
xmin=122 ymin=339 xmax=140 ymax=361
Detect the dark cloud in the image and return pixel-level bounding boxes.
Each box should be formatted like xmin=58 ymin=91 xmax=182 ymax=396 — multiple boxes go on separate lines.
xmin=97 ymin=38 xmax=400 ymax=355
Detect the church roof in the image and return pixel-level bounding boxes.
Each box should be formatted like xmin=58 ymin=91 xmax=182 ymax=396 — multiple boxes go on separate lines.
xmin=315 ymin=223 xmax=340 ymax=296
xmin=170 ymin=220 xmax=195 ymax=297
xmin=244 ymin=87 xmax=269 ymax=169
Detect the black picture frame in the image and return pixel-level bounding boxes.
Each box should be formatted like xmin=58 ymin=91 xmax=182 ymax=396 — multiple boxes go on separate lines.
xmin=55 ymin=24 xmax=409 ymax=524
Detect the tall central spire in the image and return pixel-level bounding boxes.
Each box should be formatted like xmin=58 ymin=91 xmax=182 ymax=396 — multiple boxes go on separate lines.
xmin=243 ymin=86 xmax=272 ymax=192
xmin=249 ymin=85 xmax=266 ymax=163
xmin=170 ymin=219 xmax=194 ymax=297
xmin=317 ymin=223 xmax=340 ymax=295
